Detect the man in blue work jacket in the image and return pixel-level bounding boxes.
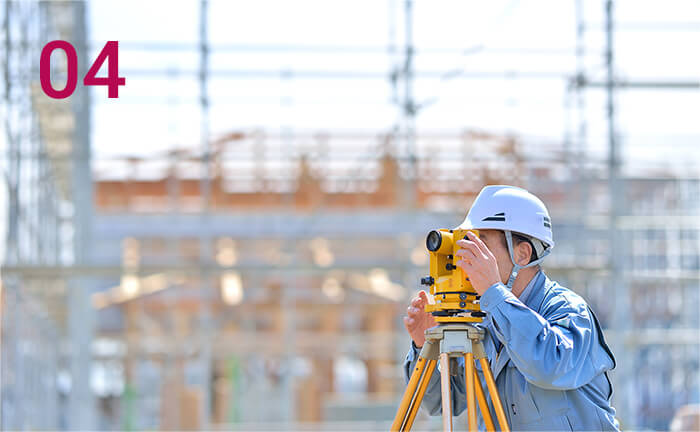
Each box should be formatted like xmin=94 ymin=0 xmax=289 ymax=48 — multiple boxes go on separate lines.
xmin=403 ymin=185 xmax=620 ymax=431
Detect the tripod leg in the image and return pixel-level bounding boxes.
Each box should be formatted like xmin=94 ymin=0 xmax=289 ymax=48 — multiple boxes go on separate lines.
xmin=403 ymin=359 xmax=437 ymax=431
xmin=480 ymin=358 xmax=510 ymax=432
xmin=464 ymin=353 xmax=478 ymax=431
xmin=473 ymin=367 xmax=495 ymax=431
xmin=391 ymin=355 xmax=429 ymax=431
xmin=439 ymin=353 xmax=453 ymax=432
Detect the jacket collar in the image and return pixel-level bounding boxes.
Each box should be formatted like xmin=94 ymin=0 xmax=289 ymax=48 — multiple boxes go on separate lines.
xmin=522 ymin=270 xmax=548 ymax=312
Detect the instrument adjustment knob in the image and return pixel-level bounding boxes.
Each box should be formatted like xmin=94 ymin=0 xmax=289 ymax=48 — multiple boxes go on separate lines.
xmin=420 ymin=276 xmax=434 ymax=286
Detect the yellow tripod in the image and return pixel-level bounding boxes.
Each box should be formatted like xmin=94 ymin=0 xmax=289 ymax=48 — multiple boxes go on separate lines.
xmin=391 ymin=322 xmax=510 ymax=432
xmin=394 ymin=227 xmax=510 ymax=430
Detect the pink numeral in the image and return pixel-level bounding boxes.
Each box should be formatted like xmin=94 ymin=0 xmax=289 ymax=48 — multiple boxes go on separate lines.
xmin=40 ymin=40 xmax=125 ymax=99
xmin=40 ymin=40 xmax=78 ymax=99
xmin=83 ymin=41 xmax=126 ymax=98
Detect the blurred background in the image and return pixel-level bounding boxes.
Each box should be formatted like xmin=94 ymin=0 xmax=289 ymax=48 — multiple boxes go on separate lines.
xmin=1 ymin=0 xmax=699 ymax=430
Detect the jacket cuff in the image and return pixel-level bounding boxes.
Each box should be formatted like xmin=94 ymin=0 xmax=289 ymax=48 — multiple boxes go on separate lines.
xmin=411 ymin=341 xmax=422 ymax=355
xmin=479 ymin=282 xmax=512 ymax=312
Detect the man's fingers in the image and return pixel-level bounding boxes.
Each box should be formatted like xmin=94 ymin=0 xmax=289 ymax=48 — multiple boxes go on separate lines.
xmin=407 ymin=291 xmax=431 ymax=328
xmin=456 ymin=239 xmax=480 ymax=254
xmin=456 ymin=259 xmax=470 ymax=269
xmin=418 ymin=290 xmax=430 ymax=303
xmin=466 ymin=231 xmax=492 ymax=258
xmin=407 ymin=306 xmax=424 ymax=317
xmin=457 ymin=239 xmax=487 ymax=260
xmin=455 ymin=247 xmax=476 ymax=259
xmin=456 ymin=259 xmax=474 ymax=273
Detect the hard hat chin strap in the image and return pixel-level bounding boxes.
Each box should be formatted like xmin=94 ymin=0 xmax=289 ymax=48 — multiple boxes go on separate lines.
xmin=504 ymin=230 xmax=551 ymax=290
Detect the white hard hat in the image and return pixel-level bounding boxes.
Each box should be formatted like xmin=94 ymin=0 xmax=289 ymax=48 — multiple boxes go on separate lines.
xmin=458 ymin=185 xmax=554 ymax=288
xmin=459 ymin=185 xmax=554 ymax=248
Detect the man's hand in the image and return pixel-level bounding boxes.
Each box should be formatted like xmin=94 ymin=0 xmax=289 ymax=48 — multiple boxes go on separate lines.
xmin=403 ymin=290 xmax=437 ymax=348
xmin=455 ymin=231 xmax=502 ymax=296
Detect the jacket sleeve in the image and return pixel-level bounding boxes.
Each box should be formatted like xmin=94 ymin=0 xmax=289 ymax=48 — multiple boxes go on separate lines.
xmin=480 ymin=282 xmax=602 ymax=390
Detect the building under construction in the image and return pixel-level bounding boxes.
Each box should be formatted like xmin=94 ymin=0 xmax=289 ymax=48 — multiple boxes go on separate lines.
xmin=1 ymin=0 xmax=699 ymax=430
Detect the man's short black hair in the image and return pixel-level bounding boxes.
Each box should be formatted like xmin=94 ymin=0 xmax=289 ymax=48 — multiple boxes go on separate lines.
xmin=501 ymin=232 xmax=538 ymax=264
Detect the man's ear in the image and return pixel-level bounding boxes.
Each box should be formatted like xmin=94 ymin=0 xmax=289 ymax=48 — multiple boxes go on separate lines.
xmin=515 ymin=242 xmax=531 ymax=266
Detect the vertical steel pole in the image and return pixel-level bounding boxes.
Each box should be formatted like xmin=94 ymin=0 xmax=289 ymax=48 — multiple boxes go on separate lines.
xmin=574 ymin=0 xmax=589 ymax=265
xmin=606 ymin=0 xmax=633 ymax=426
xmin=68 ymin=1 xmax=95 ymax=429
xmin=198 ymin=0 xmax=213 ymax=427
xmin=402 ymin=0 xmax=416 ymax=209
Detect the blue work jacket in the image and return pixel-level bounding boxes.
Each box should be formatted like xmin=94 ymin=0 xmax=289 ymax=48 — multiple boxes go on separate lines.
xmin=403 ymin=271 xmax=620 ymax=431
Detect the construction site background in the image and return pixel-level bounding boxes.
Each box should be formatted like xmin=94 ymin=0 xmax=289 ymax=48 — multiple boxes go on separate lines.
xmin=1 ymin=1 xmax=699 ymax=430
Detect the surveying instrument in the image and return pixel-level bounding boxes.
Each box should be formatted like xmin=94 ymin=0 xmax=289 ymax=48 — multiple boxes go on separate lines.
xmin=391 ymin=229 xmax=510 ymax=432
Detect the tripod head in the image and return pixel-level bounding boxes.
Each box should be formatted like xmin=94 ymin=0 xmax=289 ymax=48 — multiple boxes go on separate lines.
xmin=420 ymin=228 xmax=486 ymax=324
